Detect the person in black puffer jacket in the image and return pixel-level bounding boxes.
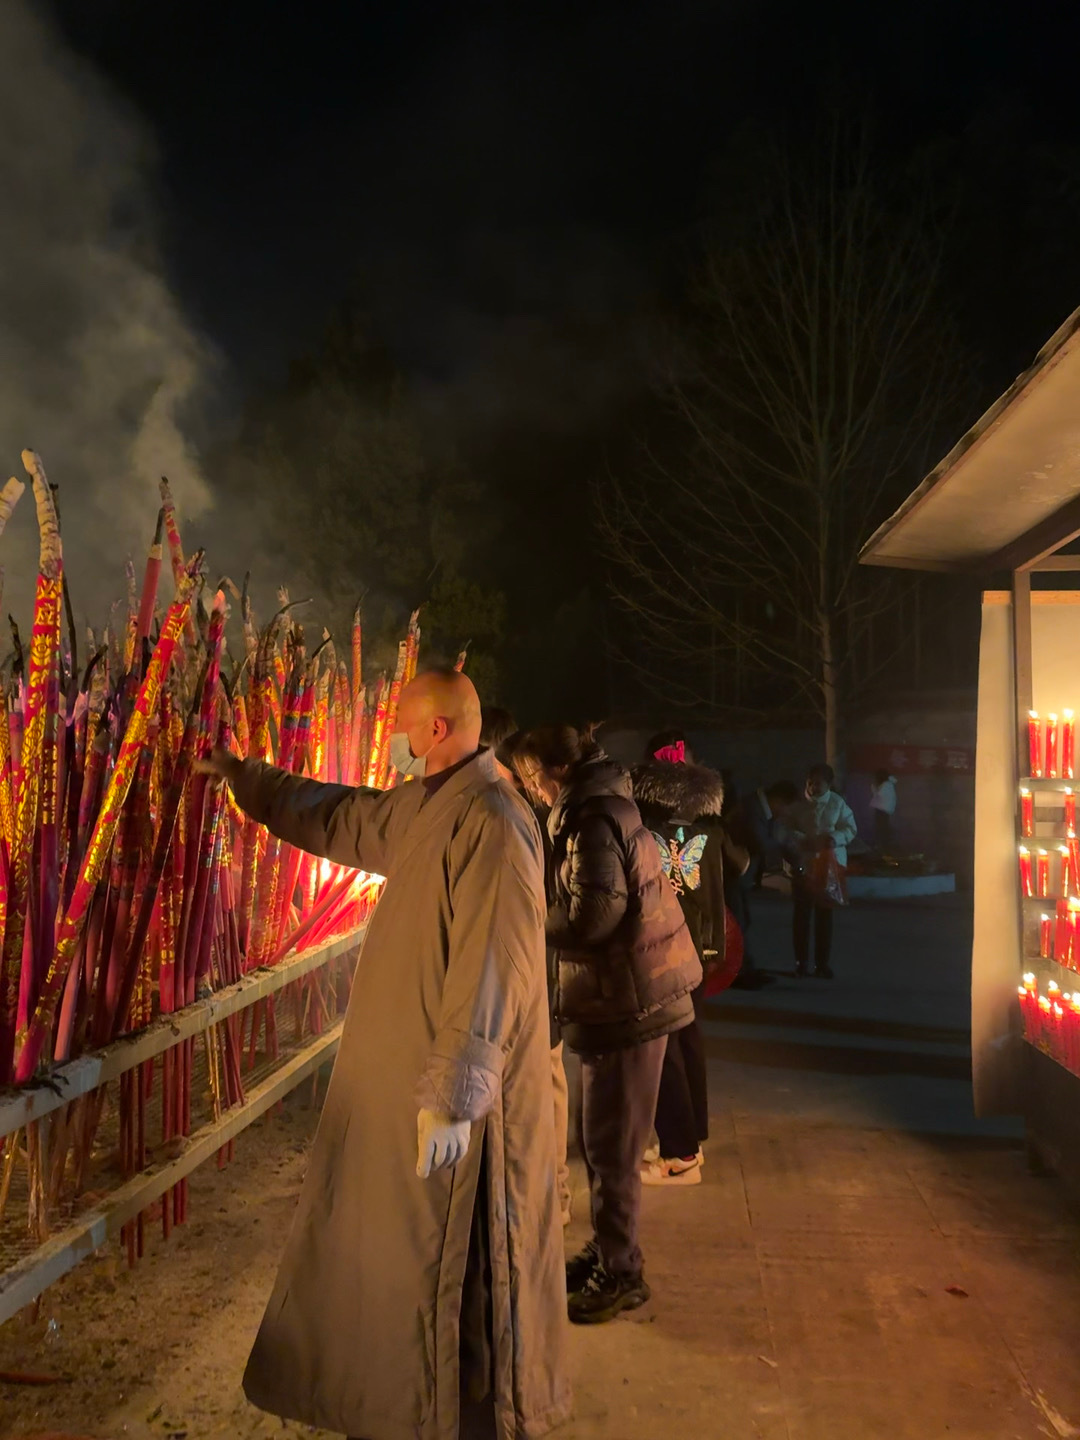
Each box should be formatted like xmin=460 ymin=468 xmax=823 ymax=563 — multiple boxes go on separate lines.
xmin=513 ymin=725 xmax=701 ymax=1326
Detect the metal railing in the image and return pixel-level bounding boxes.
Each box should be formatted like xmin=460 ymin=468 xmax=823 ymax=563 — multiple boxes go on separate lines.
xmin=0 ymin=928 xmax=364 ymax=1324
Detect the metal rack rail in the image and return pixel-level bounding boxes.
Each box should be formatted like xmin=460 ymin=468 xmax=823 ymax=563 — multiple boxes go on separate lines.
xmin=0 ymin=928 xmax=363 ymax=1324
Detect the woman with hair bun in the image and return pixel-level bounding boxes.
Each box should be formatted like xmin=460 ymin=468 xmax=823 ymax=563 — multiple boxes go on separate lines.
xmin=513 ymin=723 xmax=701 ymax=1325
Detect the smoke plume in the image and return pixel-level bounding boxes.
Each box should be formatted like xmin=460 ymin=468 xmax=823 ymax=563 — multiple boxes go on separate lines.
xmin=0 ymin=1 xmax=212 ymax=626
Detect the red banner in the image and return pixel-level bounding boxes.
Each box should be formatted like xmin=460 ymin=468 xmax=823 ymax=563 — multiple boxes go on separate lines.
xmin=849 ymin=742 xmax=973 ymax=776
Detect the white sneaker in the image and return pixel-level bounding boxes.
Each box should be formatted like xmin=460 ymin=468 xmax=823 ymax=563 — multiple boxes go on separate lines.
xmin=644 ymin=1145 xmax=704 ymax=1167
xmin=641 ymin=1156 xmax=702 ymax=1186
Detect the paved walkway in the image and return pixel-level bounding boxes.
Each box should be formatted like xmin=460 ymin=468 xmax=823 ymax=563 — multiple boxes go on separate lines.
xmin=4 ymin=893 xmax=1080 ymax=1439
xmin=561 ymin=894 xmax=1080 ymax=1440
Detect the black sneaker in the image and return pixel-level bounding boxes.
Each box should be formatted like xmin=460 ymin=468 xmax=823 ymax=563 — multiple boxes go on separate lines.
xmin=813 ymin=965 xmax=835 ymax=979
xmin=565 ymin=1238 xmax=600 ymax=1295
xmin=567 ymin=1266 xmax=651 ymax=1325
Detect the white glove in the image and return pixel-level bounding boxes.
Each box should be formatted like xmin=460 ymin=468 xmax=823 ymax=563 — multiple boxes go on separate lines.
xmin=416 ymin=1108 xmax=472 ymax=1179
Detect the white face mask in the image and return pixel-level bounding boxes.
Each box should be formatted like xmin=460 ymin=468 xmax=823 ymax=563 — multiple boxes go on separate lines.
xmin=390 ymin=730 xmax=428 ymax=778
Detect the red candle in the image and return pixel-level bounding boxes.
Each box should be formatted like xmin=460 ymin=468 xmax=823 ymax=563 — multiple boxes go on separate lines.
xmin=1056 ymin=900 xmax=1070 ymax=961
xmin=1060 ymin=846 xmax=1072 ymax=898
xmin=1019 ymin=846 xmax=1034 ymax=898
xmin=1037 ymin=849 xmax=1051 ymax=898
xmin=1020 ymin=985 xmax=1038 ymax=1042
xmin=1065 ymin=711 xmax=1076 ymax=781
xmin=1047 ymin=714 xmax=1061 ymax=779
xmin=1030 ymin=711 xmax=1044 ymax=778
xmin=1068 ymin=898 xmax=1080 ymax=968
xmin=1038 ymin=994 xmax=1052 ymax=1046
xmin=1020 ymin=787 xmax=1034 ymax=837
xmin=1041 ymin=912 xmax=1053 ymax=958
xmin=1066 ymin=789 xmax=1077 ymax=832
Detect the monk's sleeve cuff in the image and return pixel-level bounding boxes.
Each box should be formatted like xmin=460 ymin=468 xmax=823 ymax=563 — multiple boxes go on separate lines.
xmin=416 ymin=1031 xmax=505 ymax=1122
xmin=230 ymin=758 xmax=273 ymax=822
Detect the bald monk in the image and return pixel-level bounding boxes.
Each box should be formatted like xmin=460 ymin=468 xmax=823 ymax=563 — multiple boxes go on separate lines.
xmin=198 ymin=669 xmax=570 ymax=1440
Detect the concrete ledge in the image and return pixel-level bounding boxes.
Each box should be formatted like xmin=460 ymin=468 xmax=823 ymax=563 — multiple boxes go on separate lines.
xmin=846 ymin=872 xmax=957 ymax=899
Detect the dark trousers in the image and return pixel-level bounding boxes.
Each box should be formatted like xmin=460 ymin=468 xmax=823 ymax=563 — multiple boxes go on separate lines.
xmin=873 ymin=810 xmax=892 ymax=848
xmin=580 ymin=1036 xmax=667 ymax=1277
xmin=654 ymin=994 xmax=708 ymax=1158
xmin=728 ymin=882 xmax=762 ymax=973
xmin=793 ymin=883 xmax=834 ymax=972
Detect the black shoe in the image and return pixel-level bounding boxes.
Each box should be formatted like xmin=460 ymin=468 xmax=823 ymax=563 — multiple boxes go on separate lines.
xmin=813 ymin=965 xmax=834 ymax=979
xmin=565 ymin=1238 xmax=600 ymax=1295
xmin=729 ymin=969 xmax=776 ymax=990
xmin=794 ymin=963 xmax=808 ymax=977
xmin=568 ymin=1266 xmax=651 ymax=1325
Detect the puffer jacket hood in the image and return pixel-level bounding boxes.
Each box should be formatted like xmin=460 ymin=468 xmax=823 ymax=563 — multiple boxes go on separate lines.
xmin=631 ymin=760 xmax=724 ymax=820
xmin=549 ymin=749 xmax=630 ymax=826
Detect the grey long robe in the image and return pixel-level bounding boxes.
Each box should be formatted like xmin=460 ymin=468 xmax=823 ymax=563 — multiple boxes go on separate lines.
xmin=232 ymin=749 xmax=571 ymax=1440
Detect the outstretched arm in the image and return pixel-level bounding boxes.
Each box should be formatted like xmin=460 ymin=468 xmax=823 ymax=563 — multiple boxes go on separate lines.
xmin=198 ymin=750 xmax=397 ymax=876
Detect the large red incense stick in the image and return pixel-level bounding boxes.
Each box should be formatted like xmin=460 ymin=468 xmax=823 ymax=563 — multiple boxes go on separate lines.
xmin=0 ymin=455 xmax=61 ymax=1074
xmin=14 ymin=560 xmax=200 ymax=1082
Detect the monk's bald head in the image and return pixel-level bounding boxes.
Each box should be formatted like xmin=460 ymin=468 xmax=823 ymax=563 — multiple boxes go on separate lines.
xmin=394 ymin=668 xmax=482 ymax=776
xmin=399 ymin=668 xmax=480 ymax=732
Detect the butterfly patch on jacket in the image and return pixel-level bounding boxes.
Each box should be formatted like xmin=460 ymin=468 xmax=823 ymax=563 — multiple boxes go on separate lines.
xmin=652 ymin=827 xmax=708 ymax=895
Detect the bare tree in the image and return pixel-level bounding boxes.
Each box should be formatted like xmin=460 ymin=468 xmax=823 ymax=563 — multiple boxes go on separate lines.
xmin=601 ymin=123 xmax=965 ymax=766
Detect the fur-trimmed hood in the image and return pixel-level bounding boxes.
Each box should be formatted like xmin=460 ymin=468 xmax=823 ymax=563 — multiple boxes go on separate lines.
xmin=631 ymin=760 xmax=724 ymax=821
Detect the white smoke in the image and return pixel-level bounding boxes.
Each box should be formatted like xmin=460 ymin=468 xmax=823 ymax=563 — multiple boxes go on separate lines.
xmin=0 ymin=1 xmax=213 ymax=626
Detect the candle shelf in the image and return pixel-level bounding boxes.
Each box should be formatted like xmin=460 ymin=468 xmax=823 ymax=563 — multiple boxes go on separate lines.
xmin=1019 ymin=707 xmax=1080 ymax=1056
xmin=861 ymin=311 xmax=1080 ymax=1199
xmin=1018 ymin=973 xmax=1080 ymax=1076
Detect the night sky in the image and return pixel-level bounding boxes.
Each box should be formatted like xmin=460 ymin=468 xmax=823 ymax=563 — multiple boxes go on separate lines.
xmin=51 ymin=1 xmax=1080 ymax=399
xmin=30 ymin=0 xmax=1080 ymax=722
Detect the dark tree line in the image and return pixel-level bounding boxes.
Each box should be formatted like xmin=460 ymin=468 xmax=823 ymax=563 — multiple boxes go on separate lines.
xmin=209 ymin=110 xmax=1080 ymax=738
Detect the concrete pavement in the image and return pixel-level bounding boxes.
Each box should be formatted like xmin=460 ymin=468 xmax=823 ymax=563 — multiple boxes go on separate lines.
xmin=4 ymin=891 xmax=1078 ymax=1440
xmin=560 ymin=894 xmax=1080 ymax=1439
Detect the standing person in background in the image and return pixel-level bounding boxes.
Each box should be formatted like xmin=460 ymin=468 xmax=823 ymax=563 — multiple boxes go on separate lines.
xmin=719 ymin=779 xmax=774 ymax=990
xmin=481 ymin=706 xmax=572 ymax=1227
xmin=788 ymin=763 xmax=857 ymax=980
xmin=513 ymin=725 xmax=701 ymax=1324
xmin=633 ymin=731 xmax=731 ymax=1186
xmin=738 ymin=780 xmax=800 ymax=885
xmin=870 ymin=768 xmax=898 ymax=850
